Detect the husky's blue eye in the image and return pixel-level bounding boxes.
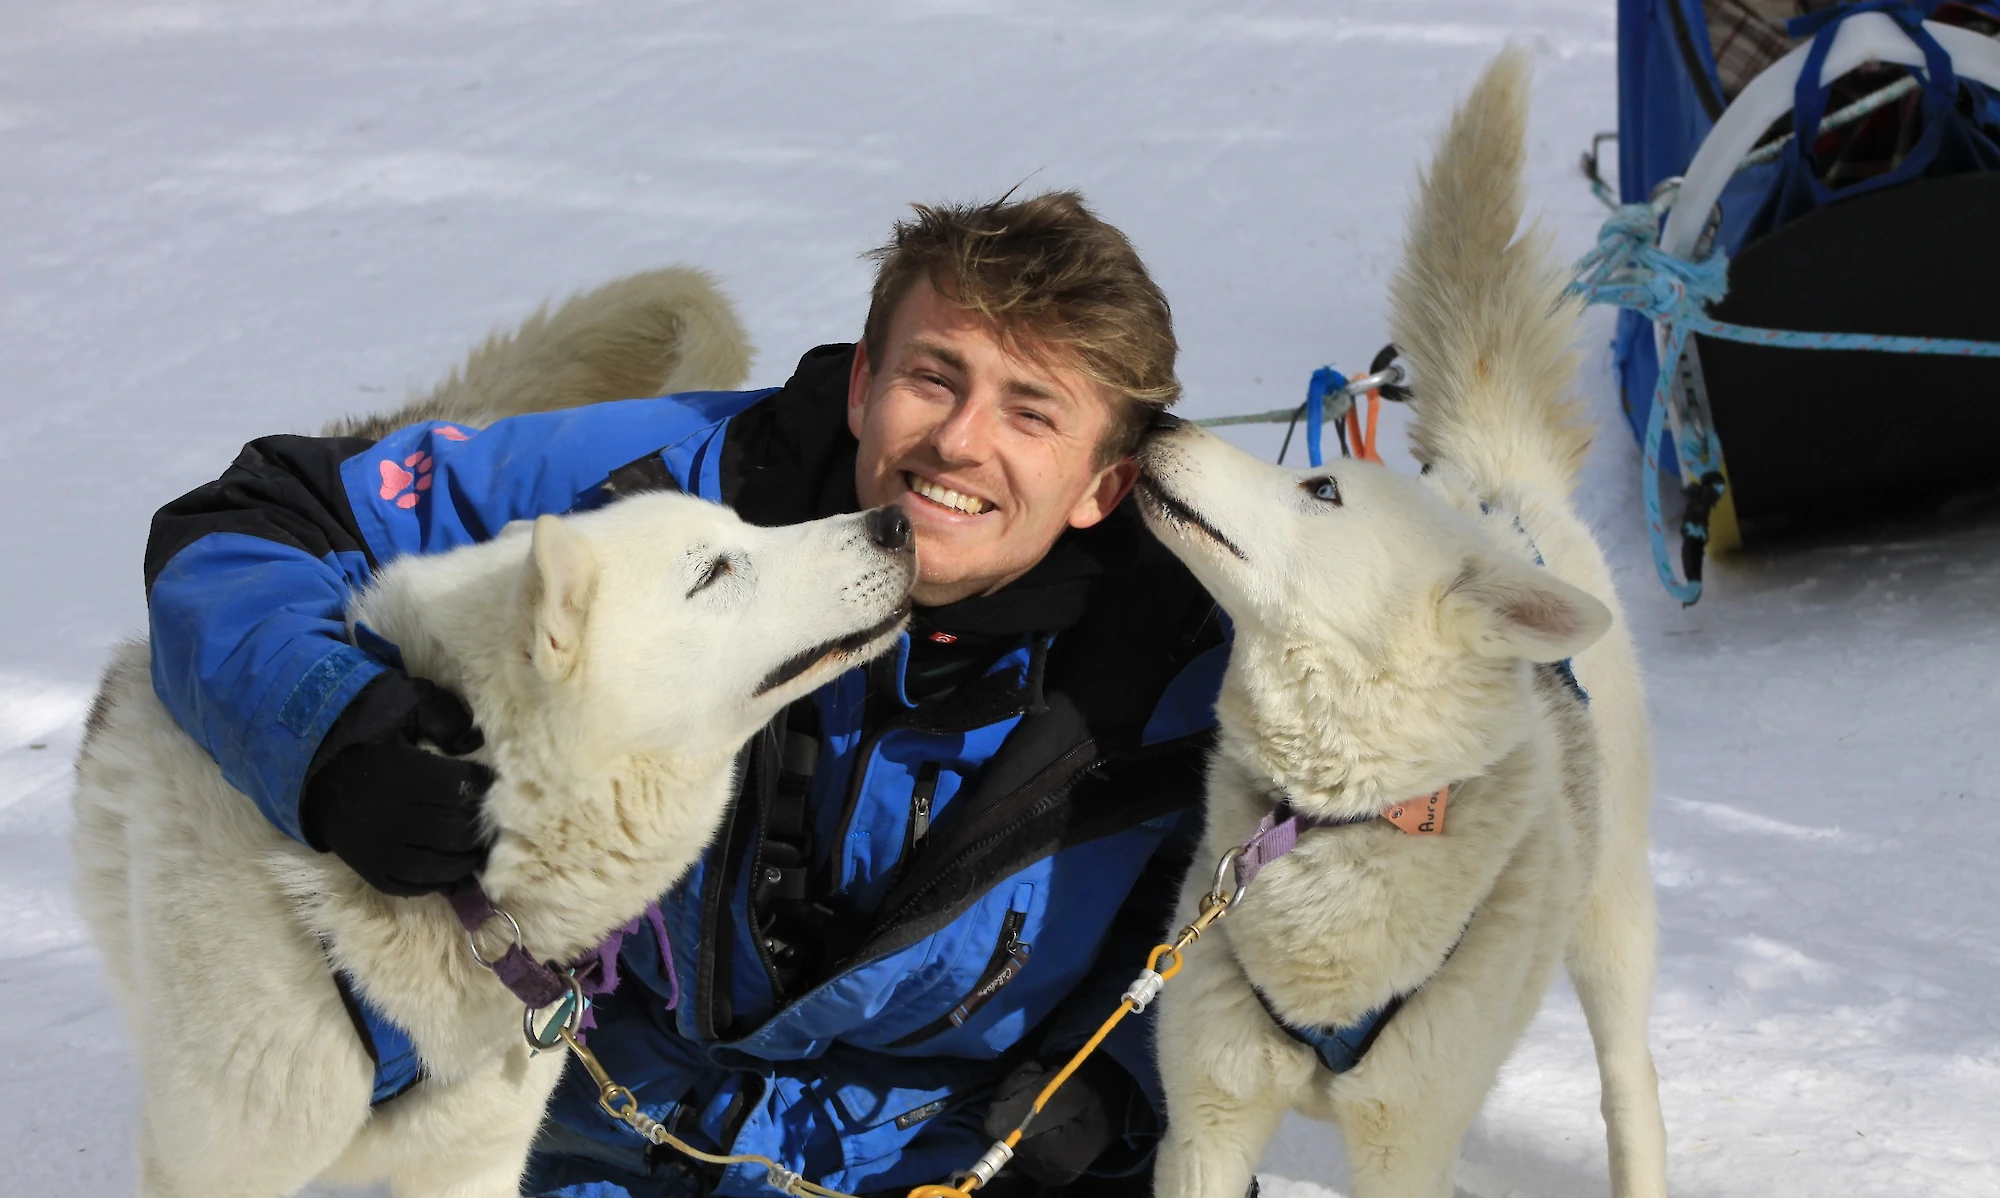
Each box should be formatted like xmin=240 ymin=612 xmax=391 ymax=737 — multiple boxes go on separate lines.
xmin=1304 ymin=477 xmax=1341 ymax=505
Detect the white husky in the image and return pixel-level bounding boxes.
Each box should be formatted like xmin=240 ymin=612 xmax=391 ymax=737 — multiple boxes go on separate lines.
xmin=71 ymin=273 xmax=916 ymax=1197
xmin=1144 ymin=50 xmax=1668 ymax=1198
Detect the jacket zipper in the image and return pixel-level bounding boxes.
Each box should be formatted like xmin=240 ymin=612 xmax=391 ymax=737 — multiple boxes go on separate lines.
xmin=907 ymin=762 xmax=940 ymax=856
xmin=827 ymin=637 xmax=1047 ymax=895
xmin=886 ymin=904 xmax=1033 ymax=1048
xmin=826 ymin=680 xmax=1030 ymax=893
xmin=730 ymin=729 xmax=1211 ymax=1039
xmin=873 ymin=749 xmax=1104 ymax=941
xmin=744 ymin=723 xmax=788 ymax=1012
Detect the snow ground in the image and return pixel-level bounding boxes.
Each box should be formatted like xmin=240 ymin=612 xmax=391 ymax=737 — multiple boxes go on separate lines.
xmin=3 ymin=1 xmax=1996 ymax=1195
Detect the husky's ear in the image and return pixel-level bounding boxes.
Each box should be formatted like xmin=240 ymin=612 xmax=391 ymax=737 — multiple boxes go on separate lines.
xmin=527 ymin=515 xmax=599 ymax=683
xmin=1443 ymin=554 xmax=1612 ymax=663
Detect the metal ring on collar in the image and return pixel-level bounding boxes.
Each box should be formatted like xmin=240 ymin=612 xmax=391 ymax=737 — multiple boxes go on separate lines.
xmin=1210 ymin=845 xmax=1250 ymax=909
xmin=465 ymin=906 xmax=524 ymax=969
xmin=523 ymin=973 xmax=587 ymax=1051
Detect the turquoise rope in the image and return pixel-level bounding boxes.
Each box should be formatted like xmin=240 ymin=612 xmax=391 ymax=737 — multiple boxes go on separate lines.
xmin=1568 ymin=201 xmax=2000 ymax=605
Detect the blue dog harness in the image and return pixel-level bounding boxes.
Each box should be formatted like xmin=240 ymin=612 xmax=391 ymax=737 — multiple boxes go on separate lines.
xmin=1253 ymin=985 xmax=1404 ymax=1076
xmin=330 ymin=968 xmax=425 ymax=1105
xmin=1221 ymin=798 xmax=1450 ymax=1076
xmin=1225 ymin=768 xmax=1508 ymax=1076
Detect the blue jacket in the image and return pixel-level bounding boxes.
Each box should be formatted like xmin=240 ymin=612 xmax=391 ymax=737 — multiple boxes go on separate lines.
xmin=143 ymin=345 xmax=1226 ymax=1196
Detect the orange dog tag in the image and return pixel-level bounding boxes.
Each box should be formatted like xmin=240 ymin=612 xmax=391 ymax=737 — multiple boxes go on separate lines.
xmin=1383 ymin=786 xmax=1449 ymax=836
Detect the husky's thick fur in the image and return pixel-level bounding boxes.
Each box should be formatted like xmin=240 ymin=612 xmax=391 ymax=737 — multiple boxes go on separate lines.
xmin=69 ymin=272 xmax=909 ymax=1198
xmin=1143 ymin=50 xmax=1668 ymax=1198
xmin=324 ymin=266 xmax=753 ymax=441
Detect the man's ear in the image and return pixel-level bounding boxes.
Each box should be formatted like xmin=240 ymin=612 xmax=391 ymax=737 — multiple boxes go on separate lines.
xmin=527 ymin=514 xmax=599 ymax=683
xmin=1066 ymin=455 xmax=1140 ymax=531
xmin=846 ymin=338 xmax=872 ymax=441
xmin=1442 ymin=553 xmax=1613 ymax=663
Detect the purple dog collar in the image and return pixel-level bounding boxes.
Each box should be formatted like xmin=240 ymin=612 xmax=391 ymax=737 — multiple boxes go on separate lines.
xmin=448 ymin=885 xmax=677 ymax=1028
xmin=1230 ymin=802 xmax=1377 ymax=894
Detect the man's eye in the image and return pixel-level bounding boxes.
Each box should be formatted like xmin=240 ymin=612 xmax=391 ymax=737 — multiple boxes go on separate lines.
xmin=686 ymin=556 xmax=732 ymax=597
xmin=1303 ymin=477 xmax=1341 ymax=505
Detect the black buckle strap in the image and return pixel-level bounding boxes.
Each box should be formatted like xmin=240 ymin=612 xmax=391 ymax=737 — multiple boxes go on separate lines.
xmin=1679 ymin=470 xmax=1727 ymax=591
xmin=602 ymin=449 xmax=681 ymax=500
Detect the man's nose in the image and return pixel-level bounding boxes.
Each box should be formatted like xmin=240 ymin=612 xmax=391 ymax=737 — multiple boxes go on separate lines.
xmin=867 ymin=504 xmax=913 ymax=551
xmin=931 ymin=395 xmax=991 ymax=464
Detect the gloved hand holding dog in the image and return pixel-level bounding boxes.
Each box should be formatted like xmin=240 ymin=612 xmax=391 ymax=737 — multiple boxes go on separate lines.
xmin=301 ymin=671 xmax=495 ymax=897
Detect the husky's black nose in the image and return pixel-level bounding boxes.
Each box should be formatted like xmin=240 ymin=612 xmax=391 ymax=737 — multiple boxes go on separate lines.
xmin=867 ymin=504 xmax=913 ymax=551
xmin=1148 ymin=409 xmax=1184 ymax=434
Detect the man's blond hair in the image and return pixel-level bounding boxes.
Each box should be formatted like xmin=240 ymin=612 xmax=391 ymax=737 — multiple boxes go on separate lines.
xmin=863 ymin=190 xmax=1179 ymax=463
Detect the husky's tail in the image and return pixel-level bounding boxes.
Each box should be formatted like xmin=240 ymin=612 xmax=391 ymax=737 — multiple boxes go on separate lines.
xmin=328 ymin=266 xmax=753 ymax=440
xmin=1390 ymin=47 xmax=1589 ymax=498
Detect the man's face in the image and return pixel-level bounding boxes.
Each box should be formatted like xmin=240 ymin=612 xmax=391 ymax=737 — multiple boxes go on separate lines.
xmin=849 ymin=278 xmax=1139 ymax=606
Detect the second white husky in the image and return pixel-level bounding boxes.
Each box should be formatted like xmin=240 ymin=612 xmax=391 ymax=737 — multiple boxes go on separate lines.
xmin=1143 ymin=50 xmax=1668 ymax=1198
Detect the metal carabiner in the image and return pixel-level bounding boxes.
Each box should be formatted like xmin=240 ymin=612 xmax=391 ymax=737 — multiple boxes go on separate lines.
xmin=1209 ymin=844 xmax=1251 ymax=911
xmin=523 ymin=973 xmax=587 ymax=1051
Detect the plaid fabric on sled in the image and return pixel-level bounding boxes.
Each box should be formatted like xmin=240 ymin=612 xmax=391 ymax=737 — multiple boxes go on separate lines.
xmin=1704 ymin=0 xmax=1830 ymax=100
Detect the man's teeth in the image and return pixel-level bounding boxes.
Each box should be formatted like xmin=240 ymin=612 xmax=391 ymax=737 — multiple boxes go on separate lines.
xmin=906 ymin=473 xmax=993 ymax=515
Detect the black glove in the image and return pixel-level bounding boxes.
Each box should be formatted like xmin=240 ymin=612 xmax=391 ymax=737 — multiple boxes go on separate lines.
xmin=300 ymin=671 xmax=495 ymax=897
xmin=983 ymin=1054 xmax=1136 ymax=1187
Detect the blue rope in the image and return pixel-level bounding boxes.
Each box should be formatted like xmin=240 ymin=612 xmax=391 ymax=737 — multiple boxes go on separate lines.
xmin=1568 ymin=201 xmax=2000 ymax=605
xmin=1303 ymin=366 xmax=1346 ymax=468
xmin=1588 ymin=174 xmax=1619 ymax=210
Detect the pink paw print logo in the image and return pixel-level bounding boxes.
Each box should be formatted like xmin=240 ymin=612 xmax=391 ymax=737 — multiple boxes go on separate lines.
xmin=377 ymin=427 xmax=468 ymax=509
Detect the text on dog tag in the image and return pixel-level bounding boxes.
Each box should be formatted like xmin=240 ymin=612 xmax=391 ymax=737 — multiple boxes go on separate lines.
xmin=1383 ymin=786 xmax=1449 ymax=836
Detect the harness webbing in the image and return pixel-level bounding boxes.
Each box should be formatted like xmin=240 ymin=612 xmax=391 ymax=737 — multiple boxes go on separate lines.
xmin=1253 ymin=986 xmax=1403 ymax=1076
xmin=330 ymin=968 xmax=425 ymax=1106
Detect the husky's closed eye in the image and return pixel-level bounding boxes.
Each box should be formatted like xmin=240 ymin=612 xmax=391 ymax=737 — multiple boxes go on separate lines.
xmin=686 ymin=554 xmax=734 ymax=598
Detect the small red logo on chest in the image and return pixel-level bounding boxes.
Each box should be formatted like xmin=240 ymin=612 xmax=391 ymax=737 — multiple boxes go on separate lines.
xmin=928 ymin=632 xmax=958 ymax=645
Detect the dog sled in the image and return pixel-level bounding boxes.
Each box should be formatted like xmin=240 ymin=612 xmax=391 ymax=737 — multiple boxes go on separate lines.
xmin=1577 ymin=1 xmax=2000 ymax=603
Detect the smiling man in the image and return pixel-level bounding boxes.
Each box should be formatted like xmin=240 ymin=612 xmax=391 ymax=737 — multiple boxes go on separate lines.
xmin=850 ymin=252 xmax=1158 ymax=607
xmin=142 ymin=192 xmax=1226 ymax=1198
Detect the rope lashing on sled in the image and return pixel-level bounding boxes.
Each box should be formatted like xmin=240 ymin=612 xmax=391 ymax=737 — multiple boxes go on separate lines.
xmin=1569 ymin=196 xmax=2000 ymax=605
xmin=1572 ymin=4 xmax=2000 ymax=603
xmin=1196 ymin=343 xmax=1408 ymax=468
xmin=1568 ymin=201 xmax=1732 ymax=606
